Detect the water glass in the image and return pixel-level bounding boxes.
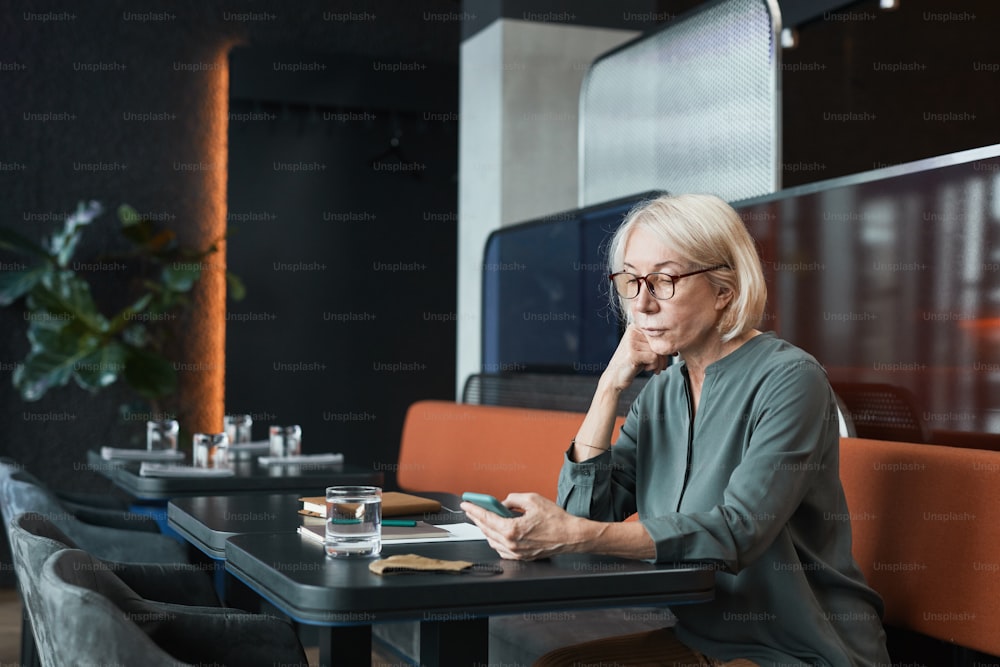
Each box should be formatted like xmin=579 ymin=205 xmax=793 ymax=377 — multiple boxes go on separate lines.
xmin=146 ymin=419 xmax=179 ymax=451
xmin=269 ymin=424 xmax=302 ymax=458
xmin=325 ymin=486 xmax=382 ymax=558
xmin=192 ymin=432 xmax=230 ymax=468
xmin=224 ymin=414 xmax=253 ymax=444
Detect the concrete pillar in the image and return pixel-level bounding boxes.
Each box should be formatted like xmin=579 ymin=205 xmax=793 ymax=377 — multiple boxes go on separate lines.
xmin=457 ymin=18 xmax=638 ymax=394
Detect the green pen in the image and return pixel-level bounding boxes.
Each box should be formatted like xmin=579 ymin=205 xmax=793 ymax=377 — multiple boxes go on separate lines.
xmin=329 ymin=518 xmax=418 ymax=526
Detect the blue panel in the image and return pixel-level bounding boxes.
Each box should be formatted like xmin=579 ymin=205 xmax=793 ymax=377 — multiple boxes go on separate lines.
xmin=481 ymin=192 xmax=661 ymax=375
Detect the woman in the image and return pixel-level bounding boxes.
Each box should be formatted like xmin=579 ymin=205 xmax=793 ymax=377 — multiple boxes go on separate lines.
xmin=461 ymin=194 xmax=890 ymax=666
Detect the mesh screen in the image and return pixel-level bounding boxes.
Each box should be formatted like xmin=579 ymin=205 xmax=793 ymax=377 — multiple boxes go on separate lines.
xmin=579 ymin=0 xmax=781 ymax=206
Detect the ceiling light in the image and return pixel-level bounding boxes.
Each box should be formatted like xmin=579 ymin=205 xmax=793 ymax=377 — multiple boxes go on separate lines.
xmin=780 ymin=28 xmax=798 ymax=49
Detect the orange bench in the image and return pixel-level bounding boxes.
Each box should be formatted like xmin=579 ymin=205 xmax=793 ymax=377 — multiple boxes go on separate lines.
xmin=839 ymin=437 xmax=1000 ymax=658
xmin=396 ymin=399 xmax=624 ymax=501
xmin=397 ymin=401 xmax=1000 ymax=659
xmin=390 ymin=400 xmax=657 ymax=664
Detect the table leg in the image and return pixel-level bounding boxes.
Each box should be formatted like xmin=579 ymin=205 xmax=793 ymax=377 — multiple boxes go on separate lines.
xmin=419 ymin=617 xmax=489 ymax=667
xmin=317 ymin=625 xmax=373 ymax=667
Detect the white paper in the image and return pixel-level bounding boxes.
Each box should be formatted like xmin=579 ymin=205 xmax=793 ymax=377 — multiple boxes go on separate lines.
xmin=139 ymin=462 xmax=235 ymax=477
xmin=257 ymin=453 xmax=344 ymax=466
xmin=386 ymin=522 xmax=487 ymax=545
xmin=299 ymin=522 xmax=487 ymax=546
xmin=228 ymin=441 xmax=270 ymax=452
xmin=101 ymin=447 xmax=185 ymax=462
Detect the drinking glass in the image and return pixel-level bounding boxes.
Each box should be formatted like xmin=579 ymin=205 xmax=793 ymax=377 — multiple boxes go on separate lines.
xmin=192 ymin=432 xmax=230 ymax=468
xmin=146 ymin=419 xmax=179 ymax=451
xmin=325 ymin=485 xmax=382 ymax=557
xmin=224 ymin=414 xmax=253 ymax=444
xmin=269 ymin=424 xmax=302 ymax=457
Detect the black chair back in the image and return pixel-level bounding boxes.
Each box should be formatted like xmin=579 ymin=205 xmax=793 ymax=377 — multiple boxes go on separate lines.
xmin=831 ymin=382 xmax=928 ymax=443
xmin=462 ymin=372 xmax=648 ymax=416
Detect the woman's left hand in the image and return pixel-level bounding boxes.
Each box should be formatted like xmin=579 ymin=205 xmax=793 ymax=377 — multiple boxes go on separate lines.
xmin=460 ymin=492 xmax=584 ymax=560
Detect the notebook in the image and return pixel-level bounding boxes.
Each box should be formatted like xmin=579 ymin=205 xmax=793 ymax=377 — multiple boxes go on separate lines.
xmin=298 ymin=491 xmax=442 ymax=518
xmin=297 ymin=521 xmax=452 ymax=543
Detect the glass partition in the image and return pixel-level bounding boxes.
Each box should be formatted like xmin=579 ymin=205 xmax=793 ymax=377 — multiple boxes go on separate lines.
xmin=736 ymin=144 xmax=1000 ymax=443
xmin=482 ymin=146 xmax=1000 ymax=446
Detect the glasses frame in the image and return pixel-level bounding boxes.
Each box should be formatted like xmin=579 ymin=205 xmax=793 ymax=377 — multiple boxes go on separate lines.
xmin=608 ymin=265 xmax=729 ymax=300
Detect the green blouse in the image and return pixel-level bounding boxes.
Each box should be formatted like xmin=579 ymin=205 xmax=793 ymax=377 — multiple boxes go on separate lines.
xmin=558 ymin=332 xmax=890 ymax=667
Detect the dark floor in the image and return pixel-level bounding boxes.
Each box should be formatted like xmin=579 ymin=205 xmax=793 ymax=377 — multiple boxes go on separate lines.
xmin=0 ymin=589 xmax=19 ymax=666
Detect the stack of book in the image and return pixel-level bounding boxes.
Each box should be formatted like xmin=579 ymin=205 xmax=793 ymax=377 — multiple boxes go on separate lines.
xmin=298 ymin=491 xmax=442 ymax=518
xmin=297 ymin=491 xmax=454 ymax=542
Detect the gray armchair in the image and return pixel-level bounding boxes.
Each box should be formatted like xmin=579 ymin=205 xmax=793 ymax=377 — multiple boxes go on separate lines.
xmin=8 ymin=512 xmax=222 ymax=667
xmin=1 ymin=468 xmax=215 ymax=667
xmin=0 ymin=472 xmax=188 ymax=563
xmin=39 ymin=548 xmax=308 ymax=667
xmin=0 ymin=457 xmax=159 ymax=532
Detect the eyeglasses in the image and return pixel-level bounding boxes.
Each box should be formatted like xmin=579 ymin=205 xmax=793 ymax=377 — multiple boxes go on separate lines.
xmin=608 ymin=265 xmax=729 ymax=300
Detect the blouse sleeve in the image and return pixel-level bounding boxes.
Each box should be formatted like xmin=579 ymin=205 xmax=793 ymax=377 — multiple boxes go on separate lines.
xmin=557 ymin=401 xmax=641 ymax=522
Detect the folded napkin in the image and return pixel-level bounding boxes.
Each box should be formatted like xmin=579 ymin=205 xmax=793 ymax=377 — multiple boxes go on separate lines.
xmin=369 ymin=553 xmax=503 ymax=576
xmin=101 ymin=447 xmax=185 ymax=462
xmin=369 ymin=554 xmax=474 ymax=575
xmin=139 ymin=462 xmax=235 ymax=478
xmin=257 ymin=453 xmax=344 ymax=466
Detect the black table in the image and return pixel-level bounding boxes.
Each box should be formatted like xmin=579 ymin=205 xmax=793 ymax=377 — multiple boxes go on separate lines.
xmin=225 ymin=533 xmax=716 ymax=667
xmin=87 ymin=450 xmax=383 ymax=501
xmin=168 ymin=492 xmax=466 ymax=560
xmin=168 ymin=493 xmax=304 ymax=560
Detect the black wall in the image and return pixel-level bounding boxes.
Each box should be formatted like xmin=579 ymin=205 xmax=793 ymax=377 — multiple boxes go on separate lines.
xmin=782 ymin=0 xmax=1000 ymax=186
xmin=224 ymin=47 xmax=459 ymax=481
xmin=0 ymin=0 xmax=461 ymax=588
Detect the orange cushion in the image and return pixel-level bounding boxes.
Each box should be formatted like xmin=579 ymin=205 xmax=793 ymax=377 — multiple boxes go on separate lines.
xmin=397 ymin=400 xmax=624 ymax=501
xmin=840 ymin=437 xmax=1000 ymax=655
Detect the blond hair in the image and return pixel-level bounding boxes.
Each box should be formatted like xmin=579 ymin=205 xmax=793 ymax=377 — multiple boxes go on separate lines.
xmin=606 ymin=193 xmax=766 ymax=342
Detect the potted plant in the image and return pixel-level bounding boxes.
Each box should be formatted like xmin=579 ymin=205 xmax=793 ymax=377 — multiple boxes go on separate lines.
xmin=0 ymin=200 xmax=243 ymax=418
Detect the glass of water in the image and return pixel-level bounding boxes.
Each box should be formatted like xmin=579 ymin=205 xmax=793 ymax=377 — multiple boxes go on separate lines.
xmin=325 ymin=485 xmax=382 ymax=558
xmin=269 ymin=424 xmax=302 ymax=458
xmin=224 ymin=414 xmax=253 ymax=444
xmin=146 ymin=419 xmax=179 ymax=451
xmin=192 ymin=432 xmax=230 ymax=468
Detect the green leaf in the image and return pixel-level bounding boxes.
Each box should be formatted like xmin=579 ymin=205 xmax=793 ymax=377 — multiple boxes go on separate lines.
xmin=51 ymin=201 xmax=103 ymax=268
xmin=117 ymin=204 xmax=142 ymax=227
xmin=161 ymin=261 xmax=201 ymax=292
xmin=107 ymin=293 xmax=153 ymax=334
xmin=73 ymin=341 xmax=127 ymax=391
xmin=123 ymin=345 xmax=178 ymax=400
xmin=13 ymin=325 xmax=98 ymax=401
xmin=0 ymin=227 xmax=50 ymax=258
xmin=0 ymin=265 xmax=46 ymax=306
xmin=27 ymin=271 xmax=108 ymax=333
xmin=226 ymin=271 xmax=246 ymax=301
xmin=121 ymin=324 xmax=149 ymax=348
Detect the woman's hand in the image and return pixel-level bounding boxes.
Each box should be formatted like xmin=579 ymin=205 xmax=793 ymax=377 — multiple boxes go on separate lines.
xmin=460 ymin=493 xmax=585 ymax=560
xmin=602 ymin=324 xmax=671 ymax=392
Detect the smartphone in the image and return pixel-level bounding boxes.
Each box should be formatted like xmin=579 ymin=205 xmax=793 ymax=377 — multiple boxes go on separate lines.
xmin=461 ymin=492 xmax=518 ymax=518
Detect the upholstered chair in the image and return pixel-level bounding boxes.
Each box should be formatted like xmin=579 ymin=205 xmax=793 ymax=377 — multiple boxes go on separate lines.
xmin=8 ymin=512 xmax=222 ymax=667
xmin=39 ymin=548 xmax=308 ymax=667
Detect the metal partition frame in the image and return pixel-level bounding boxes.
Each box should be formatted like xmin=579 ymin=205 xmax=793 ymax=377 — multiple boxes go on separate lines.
xmin=579 ymin=0 xmax=782 ymax=206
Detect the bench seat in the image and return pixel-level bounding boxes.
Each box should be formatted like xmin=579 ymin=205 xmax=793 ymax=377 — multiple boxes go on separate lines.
xmin=397 ymin=399 xmax=624 ymax=500
xmin=389 ymin=401 xmax=1000 ymax=663
xmin=840 ymin=437 xmax=1000 ymax=658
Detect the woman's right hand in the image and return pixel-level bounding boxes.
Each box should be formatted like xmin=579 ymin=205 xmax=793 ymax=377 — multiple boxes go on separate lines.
xmin=572 ymin=324 xmax=671 ymax=462
xmin=602 ymin=324 xmax=671 ymax=391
